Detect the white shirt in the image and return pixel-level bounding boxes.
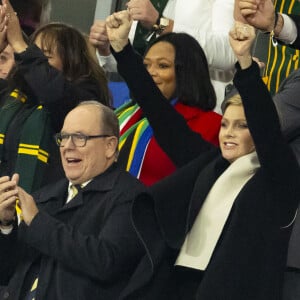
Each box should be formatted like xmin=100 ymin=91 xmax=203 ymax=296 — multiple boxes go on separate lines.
xmin=278 ymin=14 xmax=297 ymax=44
xmin=66 ymin=180 xmax=91 ymax=203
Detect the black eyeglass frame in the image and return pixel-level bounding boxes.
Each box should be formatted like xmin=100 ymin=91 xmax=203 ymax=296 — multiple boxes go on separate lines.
xmin=54 ymin=133 xmax=112 ymax=147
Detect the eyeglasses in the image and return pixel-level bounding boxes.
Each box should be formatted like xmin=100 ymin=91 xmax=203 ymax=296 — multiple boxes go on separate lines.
xmin=54 ymin=133 xmax=111 ymax=147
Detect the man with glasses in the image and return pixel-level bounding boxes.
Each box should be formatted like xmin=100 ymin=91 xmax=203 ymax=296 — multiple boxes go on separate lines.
xmin=0 ymin=101 xmax=147 ymax=300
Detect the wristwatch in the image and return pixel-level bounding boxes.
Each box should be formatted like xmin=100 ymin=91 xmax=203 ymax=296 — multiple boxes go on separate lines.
xmin=152 ymin=17 xmax=170 ymax=35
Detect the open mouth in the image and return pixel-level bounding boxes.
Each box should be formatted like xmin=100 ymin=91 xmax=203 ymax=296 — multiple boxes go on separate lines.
xmin=223 ymin=142 xmax=237 ymax=148
xmin=66 ymin=158 xmax=81 ymax=165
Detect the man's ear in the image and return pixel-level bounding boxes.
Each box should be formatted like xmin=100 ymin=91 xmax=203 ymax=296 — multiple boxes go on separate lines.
xmin=105 ymin=136 xmax=118 ymax=159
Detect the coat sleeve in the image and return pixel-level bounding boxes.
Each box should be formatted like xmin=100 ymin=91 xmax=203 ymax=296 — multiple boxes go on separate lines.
xmin=14 ymin=45 xmax=103 ymax=132
xmin=0 ymin=226 xmax=20 ymax=285
xmin=18 ymin=194 xmax=144 ymax=282
xmin=233 ymin=61 xmax=300 ymax=223
xmin=113 ymin=43 xmax=214 ymax=167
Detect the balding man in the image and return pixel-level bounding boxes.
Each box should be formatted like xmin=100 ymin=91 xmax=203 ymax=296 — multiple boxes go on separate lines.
xmin=0 ymin=101 xmax=146 ymax=300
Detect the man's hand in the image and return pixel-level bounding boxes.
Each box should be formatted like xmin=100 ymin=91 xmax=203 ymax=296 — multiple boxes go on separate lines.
xmin=17 ymin=186 xmax=38 ymax=226
xmin=0 ymin=174 xmax=18 ymax=225
xmin=89 ymin=20 xmax=111 ymax=56
xmin=126 ymin=0 xmax=159 ymax=29
xmin=229 ymin=21 xmax=256 ymax=69
xmin=106 ymin=10 xmax=133 ymax=52
xmin=236 ymin=0 xmax=275 ymax=32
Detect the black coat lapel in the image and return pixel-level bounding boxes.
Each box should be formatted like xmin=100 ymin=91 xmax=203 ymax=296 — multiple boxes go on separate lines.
xmin=151 ymin=149 xmax=219 ymax=249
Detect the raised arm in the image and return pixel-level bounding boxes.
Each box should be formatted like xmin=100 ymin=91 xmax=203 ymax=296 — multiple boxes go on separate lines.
xmin=235 ymin=0 xmax=300 ymax=48
xmin=11 ymin=44 xmax=103 ymax=132
xmin=230 ymin=21 xmax=299 ymax=190
xmin=3 ymin=0 xmax=103 ymax=132
xmin=106 ymin=11 xmax=214 ymax=166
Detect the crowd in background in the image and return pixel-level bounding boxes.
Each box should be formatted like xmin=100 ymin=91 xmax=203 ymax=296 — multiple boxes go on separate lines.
xmin=0 ymin=0 xmax=299 ymax=299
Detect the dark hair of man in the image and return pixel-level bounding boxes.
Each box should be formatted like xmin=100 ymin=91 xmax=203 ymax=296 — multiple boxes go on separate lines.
xmin=145 ymin=32 xmax=216 ymax=111
xmin=30 ymin=22 xmax=110 ymax=106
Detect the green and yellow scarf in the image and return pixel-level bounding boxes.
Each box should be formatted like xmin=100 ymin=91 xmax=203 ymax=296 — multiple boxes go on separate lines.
xmin=0 ymin=89 xmax=54 ymax=192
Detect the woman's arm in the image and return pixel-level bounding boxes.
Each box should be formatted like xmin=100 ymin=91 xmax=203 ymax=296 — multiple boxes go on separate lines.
xmin=230 ymin=22 xmax=300 ymax=219
xmin=107 ymin=11 xmax=214 ymax=166
xmin=14 ymin=45 xmax=103 ymax=132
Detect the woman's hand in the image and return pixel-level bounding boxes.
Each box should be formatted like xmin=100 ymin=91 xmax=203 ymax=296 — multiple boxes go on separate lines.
xmin=89 ymin=20 xmax=111 ymax=56
xmin=0 ymin=174 xmax=18 ymax=225
xmin=0 ymin=4 xmax=8 ymax=53
xmin=106 ymin=10 xmax=133 ymax=52
xmin=3 ymin=0 xmax=27 ymax=53
xmin=229 ymin=21 xmax=256 ymax=69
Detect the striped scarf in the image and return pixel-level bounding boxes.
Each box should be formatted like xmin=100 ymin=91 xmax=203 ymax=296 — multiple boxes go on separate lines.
xmin=0 ymin=89 xmax=54 ymax=192
xmin=117 ymin=102 xmax=152 ymax=178
xmin=263 ymin=0 xmax=300 ymax=94
xmin=116 ymin=99 xmax=176 ymax=178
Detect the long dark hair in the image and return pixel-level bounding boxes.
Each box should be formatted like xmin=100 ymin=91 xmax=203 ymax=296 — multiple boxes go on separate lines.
xmin=30 ymin=22 xmax=109 ymax=105
xmin=7 ymin=22 xmax=110 ymax=106
xmin=145 ymin=32 xmax=216 ymax=111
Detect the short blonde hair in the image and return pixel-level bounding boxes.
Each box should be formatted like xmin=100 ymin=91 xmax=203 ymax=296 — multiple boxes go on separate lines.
xmin=222 ymin=94 xmax=243 ymax=113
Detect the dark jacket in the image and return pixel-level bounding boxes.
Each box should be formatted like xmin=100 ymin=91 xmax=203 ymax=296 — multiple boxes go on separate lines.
xmin=0 ymin=163 xmax=146 ymax=300
xmin=116 ymin=56 xmax=300 ymax=299
xmin=267 ymin=67 xmax=300 ymax=270
xmin=273 ymin=68 xmax=300 ymax=165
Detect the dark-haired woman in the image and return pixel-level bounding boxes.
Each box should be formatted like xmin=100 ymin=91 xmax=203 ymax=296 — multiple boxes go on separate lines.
xmin=0 ymin=0 xmax=110 ymax=192
xmin=114 ymin=15 xmax=221 ymax=186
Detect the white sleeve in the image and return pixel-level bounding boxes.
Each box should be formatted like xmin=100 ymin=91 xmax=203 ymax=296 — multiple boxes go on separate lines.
xmin=172 ymin=0 xmax=236 ymax=71
xmin=97 ymin=53 xmax=118 ymax=73
xmin=163 ymin=0 xmax=176 ymax=19
xmin=277 ymin=14 xmax=297 ymax=45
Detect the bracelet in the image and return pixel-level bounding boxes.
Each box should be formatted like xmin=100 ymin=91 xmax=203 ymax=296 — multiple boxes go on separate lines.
xmin=146 ymin=17 xmax=170 ymax=41
xmin=152 ymin=17 xmax=169 ymax=35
